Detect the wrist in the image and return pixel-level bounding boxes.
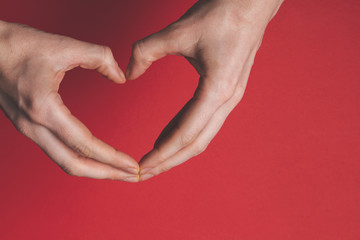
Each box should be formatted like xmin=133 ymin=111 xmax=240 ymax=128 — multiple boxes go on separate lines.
xmin=0 ymin=20 xmax=10 ymax=38
xmin=0 ymin=21 xmax=16 ymax=85
xmin=0 ymin=21 xmax=11 ymax=64
xmin=216 ymin=0 xmax=284 ymax=24
xmin=0 ymin=20 xmax=11 ymax=51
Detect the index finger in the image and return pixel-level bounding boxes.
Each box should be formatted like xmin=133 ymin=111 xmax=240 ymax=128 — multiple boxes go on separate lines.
xmin=139 ymin=76 xmax=237 ymax=171
xmin=35 ymin=94 xmax=139 ymax=174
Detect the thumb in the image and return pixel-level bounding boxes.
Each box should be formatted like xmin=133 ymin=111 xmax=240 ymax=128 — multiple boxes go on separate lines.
xmin=126 ymin=28 xmax=183 ymax=80
xmin=66 ymin=41 xmax=126 ymax=84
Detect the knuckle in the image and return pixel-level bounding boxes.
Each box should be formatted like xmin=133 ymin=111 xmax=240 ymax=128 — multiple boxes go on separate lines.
xmin=159 ymin=165 xmax=172 ymax=173
xmin=200 ymin=80 xmax=236 ymax=104
xmin=107 ymin=147 xmax=118 ymax=160
xmin=166 ymin=23 xmax=187 ymax=42
xmin=14 ymin=116 xmax=30 ymax=136
xmin=219 ymin=88 xmax=235 ymax=102
xmin=73 ymin=144 xmax=92 ymax=158
xmin=231 ymin=86 xmax=246 ymax=105
xmin=192 ymin=142 xmax=208 ymax=156
xmin=132 ymin=40 xmax=145 ymax=60
xmin=27 ymin=99 xmax=48 ymax=123
xmin=102 ymin=45 xmax=114 ymax=64
xmin=25 ymin=93 xmax=60 ymax=124
xmin=61 ymin=162 xmax=80 ymax=177
xmin=63 ymin=168 xmax=75 ymax=176
xmin=214 ymin=81 xmax=236 ymax=102
xmin=180 ymin=131 xmax=197 ymax=147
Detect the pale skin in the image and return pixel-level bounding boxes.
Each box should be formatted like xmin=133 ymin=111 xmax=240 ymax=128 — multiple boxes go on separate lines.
xmin=128 ymin=0 xmax=284 ymax=181
xmin=0 ymin=21 xmax=140 ymax=182
xmin=0 ymin=0 xmax=284 ymax=182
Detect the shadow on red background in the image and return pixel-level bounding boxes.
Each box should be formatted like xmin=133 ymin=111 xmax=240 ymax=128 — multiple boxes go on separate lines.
xmin=0 ymin=0 xmax=359 ymax=239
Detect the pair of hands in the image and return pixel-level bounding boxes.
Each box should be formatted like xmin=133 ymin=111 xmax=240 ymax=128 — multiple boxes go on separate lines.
xmin=0 ymin=0 xmax=283 ymax=182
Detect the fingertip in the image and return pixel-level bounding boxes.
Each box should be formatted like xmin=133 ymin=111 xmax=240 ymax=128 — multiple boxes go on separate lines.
xmin=128 ymin=158 xmax=140 ymax=170
xmin=126 ymin=167 xmax=139 ymax=175
xmin=110 ymin=60 xmax=126 ymax=84
xmin=140 ymin=167 xmax=152 ymax=175
xmin=140 ymin=173 xmax=155 ymax=182
xmin=123 ymin=175 xmax=140 ymax=183
xmin=125 ymin=52 xmax=151 ymax=80
xmin=125 ymin=58 xmax=137 ymax=80
xmin=117 ymin=67 xmax=127 ymax=84
xmin=126 ymin=162 xmax=140 ymax=174
xmin=113 ymin=150 xmax=139 ymax=173
xmin=96 ymin=63 xmax=126 ymax=84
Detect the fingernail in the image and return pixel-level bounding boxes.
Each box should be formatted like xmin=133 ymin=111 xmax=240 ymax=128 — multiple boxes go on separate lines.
xmin=127 ymin=168 xmax=139 ymax=175
xmin=140 ymin=168 xmax=152 ymax=175
xmin=140 ymin=173 xmax=154 ymax=181
xmin=124 ymin=176 xmax=139 ymax=183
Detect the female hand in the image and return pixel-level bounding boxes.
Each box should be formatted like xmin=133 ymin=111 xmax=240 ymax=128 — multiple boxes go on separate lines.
xmin=126 ymin=0 xmax=284 ymax=181
xmin=0 ymin=21 xmax=139 ymax=182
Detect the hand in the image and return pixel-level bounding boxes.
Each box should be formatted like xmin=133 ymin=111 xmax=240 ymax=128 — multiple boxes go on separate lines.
xmin=126 ymin=0 xmax=284 ymax=181
xmin=0 ymin=21 xmax=139 ymax=182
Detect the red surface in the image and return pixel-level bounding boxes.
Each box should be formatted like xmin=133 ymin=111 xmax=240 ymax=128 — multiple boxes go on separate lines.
xmin=1 ymin=0 xmax=359 ymax=239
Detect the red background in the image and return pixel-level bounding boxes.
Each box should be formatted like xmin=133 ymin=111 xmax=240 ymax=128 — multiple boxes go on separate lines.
xmin=1 ymin=0 xmax=359 ymax=239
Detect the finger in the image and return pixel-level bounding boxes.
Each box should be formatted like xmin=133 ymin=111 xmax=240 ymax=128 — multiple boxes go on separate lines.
xmin=138 ymin=75 xmax=237 ymax=171
xmin=139 ymin=50 xmax=257 ymax=180
xmin=31 ymin=93 xmax=139 ymax=174
xmin=62 ymin=40 xmax=126 ymax=84
xmin=140 ymin=107 xmax=230 ymax=181
xmin=126 ymin=24 xmax=194 ymax=80
xmin=22 ymin=116 xmax=139 ymax=182
xmin=0 ymin=94 xmax=138 ymax=181
xmin=140 ymin=81 xmax=246 ymax=181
